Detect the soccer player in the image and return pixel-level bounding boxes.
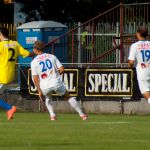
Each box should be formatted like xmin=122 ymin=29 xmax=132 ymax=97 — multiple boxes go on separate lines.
xmin=0 ymin=27 xmax=35 ymax=120
xmin=31 ymin=40 xmax=87 ymax=121
xmin=128 ymin=26 xmax=150 ymax=103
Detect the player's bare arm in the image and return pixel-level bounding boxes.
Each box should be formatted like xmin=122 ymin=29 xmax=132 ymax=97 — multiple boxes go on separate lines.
xmin=128 ymin=60 xmax=134 ymax=68
xmin=28 ymin=51 xmax=35 ymax=57
xmin=58 ymin=66 xmax=64 ymax=74
xmin=33 ymin=75 xmax=45 ymax=102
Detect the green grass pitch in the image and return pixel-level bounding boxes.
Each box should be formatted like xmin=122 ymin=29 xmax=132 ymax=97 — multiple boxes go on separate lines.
xmin=1 ymin=112 xmax=150 ymax=150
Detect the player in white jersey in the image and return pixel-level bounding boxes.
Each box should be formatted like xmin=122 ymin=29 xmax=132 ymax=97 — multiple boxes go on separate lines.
xmin=128 ymin=26 xmax=150 ymax=103
xmin=31 ymin=40 xmax=87 ymax=121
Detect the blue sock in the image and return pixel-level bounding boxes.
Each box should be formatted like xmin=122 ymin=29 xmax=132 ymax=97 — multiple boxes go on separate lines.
xmin=0 ymin=99 xmax=12 ymax=110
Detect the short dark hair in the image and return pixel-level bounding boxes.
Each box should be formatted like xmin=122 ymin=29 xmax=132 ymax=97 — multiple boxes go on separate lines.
xmin=0 ymin=27 xmax=9 ymax=38
xmin=137 ymin=26 xmax=148 ymax=38
xmin=33 ymin=40 xmax=45 ymax=51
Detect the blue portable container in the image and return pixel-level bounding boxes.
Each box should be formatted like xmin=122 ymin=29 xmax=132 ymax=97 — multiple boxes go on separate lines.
xmin=17 ymin=21 xmax=68 ymax=65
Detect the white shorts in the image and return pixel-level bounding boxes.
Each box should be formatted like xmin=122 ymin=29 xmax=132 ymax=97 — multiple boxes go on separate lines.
xmin=138 ymin=79 xmax=150 ymax=94
xmin=41 ymin=83 xmax=66 ymax=97
xmin=136 ymin=67 xmax=150 ymax=94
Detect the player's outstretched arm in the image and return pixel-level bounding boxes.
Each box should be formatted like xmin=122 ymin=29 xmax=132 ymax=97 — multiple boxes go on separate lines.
xmin=28 ymin=51 xmax=35 ymax=57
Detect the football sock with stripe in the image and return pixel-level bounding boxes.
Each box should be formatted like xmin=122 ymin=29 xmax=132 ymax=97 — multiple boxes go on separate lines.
xmin=0 ymin=99 xmax=12 ymax=110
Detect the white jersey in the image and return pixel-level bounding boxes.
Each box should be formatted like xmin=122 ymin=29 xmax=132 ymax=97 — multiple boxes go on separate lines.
xmin=128 ymin=40 xmax=150 ymax=80
xmin=128 ymin=40 xmax=150 ymax=64
xmin=31 ymin=53 xmax=63 ymax=89
xmin=129 ymin=41 xmax=150 ymax=65
xmin=128 ymin=41 xmax=150 ymax=74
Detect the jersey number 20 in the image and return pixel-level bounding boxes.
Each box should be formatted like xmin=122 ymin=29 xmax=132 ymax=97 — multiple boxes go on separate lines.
xmin=39 ymin=59 xmax=52 ymax=72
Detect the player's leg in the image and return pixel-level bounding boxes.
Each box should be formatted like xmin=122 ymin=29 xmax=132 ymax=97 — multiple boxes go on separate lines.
xmin=45 ymin=96 xmax=56 ymax=120
xmin=138 ymin=79 xmax=150 ymax=103
xmin=0 ymin=99 xmax=12 ymax=110
xmin=42 ymin=87 xmax=56 ymax=120
xmin=55 ymin=84 xmax=87 ymax=120
xmin=142 ymin=92 xmax=150 ymax=103
xmin=64 ymin=91 xmax=87 ymax=120
xmin=0 ymin=99 xmax=16 ymax=120
xmin=0 ymin=84 xmax=16 ymax=120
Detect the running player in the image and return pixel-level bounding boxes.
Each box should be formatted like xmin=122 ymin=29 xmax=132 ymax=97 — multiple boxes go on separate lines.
xmin=31 ymin=40 xmax=87 ymax=121
xmin=0 ymin=27 xmax=35 ymax=120
xmin=128 ymin=26 xmax=150 ymax=103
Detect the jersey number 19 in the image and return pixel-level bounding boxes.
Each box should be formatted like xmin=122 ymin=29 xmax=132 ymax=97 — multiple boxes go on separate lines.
xmin=141 ymin=50 xmax=150 ymax=62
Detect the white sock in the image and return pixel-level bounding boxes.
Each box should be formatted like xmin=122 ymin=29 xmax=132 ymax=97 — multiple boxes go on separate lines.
xmin=68 ymin=97 xmax=84 ymax=117
xmin=45 ymin=97 xmax=56 ymax=117
xmin=148 ymin=98 xmax=150 ymax=104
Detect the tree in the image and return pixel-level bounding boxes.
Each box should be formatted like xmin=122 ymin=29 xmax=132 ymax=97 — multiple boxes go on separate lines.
xmin=0 ymin=1 xmax=13 ymax=23
xmin=14 ymin=0 xmax=150 ymax=23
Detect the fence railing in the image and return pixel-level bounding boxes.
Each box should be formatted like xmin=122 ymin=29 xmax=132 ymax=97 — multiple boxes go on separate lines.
xmin=45 ymin=3 xmax=150 ymax=64
xmin=1 ymin=3 xmax=150 ymax=65
xmin=45 ymin=4 xmax=121 ymax=64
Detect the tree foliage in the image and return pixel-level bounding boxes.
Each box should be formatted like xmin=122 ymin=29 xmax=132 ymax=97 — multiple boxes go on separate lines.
xmin=15 ymin=0 xmax=150 ymax=23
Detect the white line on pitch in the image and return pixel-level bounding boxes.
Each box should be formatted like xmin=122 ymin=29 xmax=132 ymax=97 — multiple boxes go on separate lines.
xmin=0 ymin=121 xmax=133 ymax=125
